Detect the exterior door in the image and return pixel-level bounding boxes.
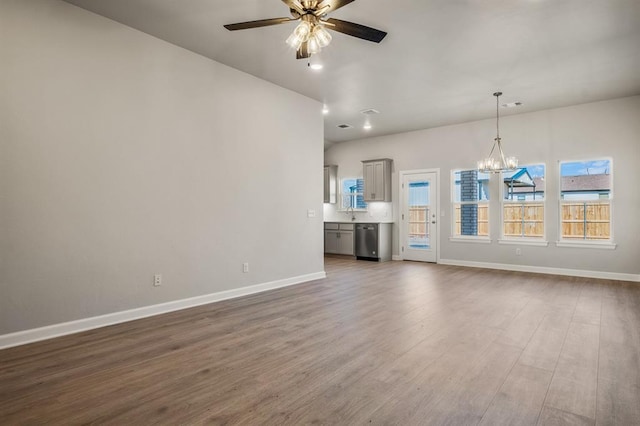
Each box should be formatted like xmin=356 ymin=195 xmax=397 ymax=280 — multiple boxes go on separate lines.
xmin=400 ymin=171 xmax=438 ymax=262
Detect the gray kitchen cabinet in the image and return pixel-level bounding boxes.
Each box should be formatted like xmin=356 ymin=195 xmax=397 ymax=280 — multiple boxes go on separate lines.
xmin=324 ymin=223 xmax=354 ymax=255
xmin=362 ymin=159 xmax=392 ymax=202
xmin=323 ymin=165 xmax=337 ymax=204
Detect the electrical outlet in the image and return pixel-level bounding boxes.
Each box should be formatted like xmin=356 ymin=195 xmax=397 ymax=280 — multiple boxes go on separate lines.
xmin=307 ymin=209 xmax=316 ymax=218
xmin=154 ymin=274 xmax=162 ymax=286
xmin=243 ymin=262 xmax=249 ymax=273
xmin=515 ymin=248 xmax=522 ymax=256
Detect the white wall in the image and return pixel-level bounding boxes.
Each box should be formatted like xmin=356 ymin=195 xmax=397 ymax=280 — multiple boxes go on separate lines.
xmin=0 ymin=0 xmax=324 ymax=336
xmin=325 ymin=96 xmax=640 ymax=276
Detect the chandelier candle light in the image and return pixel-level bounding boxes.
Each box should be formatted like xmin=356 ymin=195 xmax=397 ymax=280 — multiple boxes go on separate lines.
xmin=477 ymin=92 xmax=518 ymax=173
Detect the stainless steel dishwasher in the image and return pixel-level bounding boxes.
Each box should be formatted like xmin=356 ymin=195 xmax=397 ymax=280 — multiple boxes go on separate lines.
xmin=355 ymin=223 xmax=379 ymax=260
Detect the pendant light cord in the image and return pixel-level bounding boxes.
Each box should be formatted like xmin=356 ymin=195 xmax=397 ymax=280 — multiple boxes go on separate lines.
xmin=496 ymin=92 xmax=500 ymax=140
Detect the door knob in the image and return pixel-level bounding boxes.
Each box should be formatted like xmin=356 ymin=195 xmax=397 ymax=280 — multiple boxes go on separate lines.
xmin=431 ymin=221 xmax=436 ymax=224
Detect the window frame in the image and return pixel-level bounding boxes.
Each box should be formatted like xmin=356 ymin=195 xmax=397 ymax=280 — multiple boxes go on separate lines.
xmin=499 ymin=164 xmax=548 ymax=245
xmin=450 ymin=169 xmax=490 ymax=242
xmin=557 ymin=158 xmax=615 ymax=249
xmin=338 ymin=176 xmax=368 ymax=212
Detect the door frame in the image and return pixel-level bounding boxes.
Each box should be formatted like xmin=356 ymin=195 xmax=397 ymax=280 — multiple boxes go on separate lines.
xmin=398 ymin=168 xmax=441 ymax=263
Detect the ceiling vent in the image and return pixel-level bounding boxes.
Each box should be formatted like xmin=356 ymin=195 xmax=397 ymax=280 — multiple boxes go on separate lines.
xmin=360 ymin=108 xmax=380 ymax=115
xmin=337 ymin=124 xmax=353 ymax=129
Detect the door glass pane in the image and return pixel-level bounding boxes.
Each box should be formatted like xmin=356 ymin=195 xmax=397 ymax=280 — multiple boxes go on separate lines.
xmin=408 ymin=181 xmax=430 ymax=249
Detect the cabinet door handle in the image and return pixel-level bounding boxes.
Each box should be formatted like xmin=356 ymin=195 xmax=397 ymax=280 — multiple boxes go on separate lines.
xmin=371 ymin=193 xmax=375 ymax=198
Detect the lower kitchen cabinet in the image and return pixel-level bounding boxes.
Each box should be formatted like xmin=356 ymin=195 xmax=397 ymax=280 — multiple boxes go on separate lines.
xmin=324 ymin=223 xmax=355 ymax=255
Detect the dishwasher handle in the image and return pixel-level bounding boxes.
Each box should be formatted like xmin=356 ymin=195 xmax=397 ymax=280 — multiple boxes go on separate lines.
xmin=357 ymin=224 xmax=376 ymax=230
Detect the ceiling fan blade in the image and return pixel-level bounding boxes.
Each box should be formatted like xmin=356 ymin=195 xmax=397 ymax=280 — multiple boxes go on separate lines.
xmin=316 ymin=0 xmax=355 ymax=14
xmin=324 ymin=18 xmax=387 ymax=43
xmin=224 ymin=17 xmax=294 ymax=31
xmin=296 ymin=41 xmax=311 ymax=59
xmin=281 ymin=0 xmax=305 ymax=15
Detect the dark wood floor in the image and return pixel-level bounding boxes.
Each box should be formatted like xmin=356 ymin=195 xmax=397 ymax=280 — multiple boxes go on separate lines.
xmin=1 ymin=257 xmax=639 ymax=425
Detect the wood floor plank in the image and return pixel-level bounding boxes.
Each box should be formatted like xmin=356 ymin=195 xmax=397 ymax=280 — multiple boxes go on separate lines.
xmin=1 ymin=257 xmax=638 ymax=425
xmin=496 ymin=299 xmax=550 ymax=349
xmin=543 ymin=320 xmax=600 ymax=421
xmin=538 ymin=406 xmax=595 ymax=425
xmin=518 ymin=310 xmax=573 ymax=372
xmin=572 ymin=282 xmax=603 ymax=326
xmin=599 ymin=285 xmax=640 ymax=390
xmin=596 ymin=378 xmax=640 ymax=426
xmin=479 ymin=364 xmax=553 ymax=426
xmin=553 ymin=322 xmax=600 ymax=382
xmin=408 ymin=342 xmax=522 ymax=425
xmin=544 ymin=375 xmax=598 ymax=421
xmin=367 ymin=335 xmax=516 ymax=425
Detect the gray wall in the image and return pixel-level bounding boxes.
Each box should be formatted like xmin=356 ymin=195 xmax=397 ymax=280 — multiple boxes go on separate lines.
xmin=0 ymin=0 xmax=324 ymax=335
xmin=325 ymin=96 xmax=640 ymax=275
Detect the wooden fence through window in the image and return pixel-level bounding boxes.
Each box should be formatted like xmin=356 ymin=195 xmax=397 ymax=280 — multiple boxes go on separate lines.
xmin=561 ymin=202 xmax=611 ymax=239
xmin=409 ymin=206 xmax=429 ymax=238
xmin=452 ymin=202 xmax=611 ymax=239
xmin=453 ymin=205 xmax=489 ymax=236
xmin=503 ymin=203 xmax=544 ymax=237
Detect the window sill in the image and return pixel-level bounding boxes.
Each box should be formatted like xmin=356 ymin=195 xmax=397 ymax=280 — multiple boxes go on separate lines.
xmin=556 ymin=241 xmax=617 ymax=250
xmin=449 ymin=237 xmax=492 ymax=244
xmin=498 ymin=239 xmax=549 ymax=247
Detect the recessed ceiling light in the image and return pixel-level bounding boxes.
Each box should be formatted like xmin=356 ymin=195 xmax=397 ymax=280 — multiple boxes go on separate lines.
xmin=501 ymin=102 xmax=523 ymax=108
xmin=363 ymin=123 xmax=372 ymax=130
xmin=308 ymin=63 xmax=323 ymax=71
xmin=322 ymin=105 xmax=329 ymax=115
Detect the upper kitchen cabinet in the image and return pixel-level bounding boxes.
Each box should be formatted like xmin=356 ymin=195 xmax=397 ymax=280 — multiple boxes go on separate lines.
xmin=362 ymin=159 xmax=392 ymax=202
xmin=323 ymin=165 xmax=337 ymax=204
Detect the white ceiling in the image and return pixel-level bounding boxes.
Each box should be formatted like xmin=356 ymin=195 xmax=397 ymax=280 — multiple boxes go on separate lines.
xmin=64 ymin=0 xmax=640 ymax=144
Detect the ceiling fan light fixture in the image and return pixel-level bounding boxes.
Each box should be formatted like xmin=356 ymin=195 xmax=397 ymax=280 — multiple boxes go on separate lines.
xmin=313 ymin=25 xmax=332 ymax=48
xmin=225 ymin=1 xmax=387 ymax=60
xmin=286 ymin=32 xmax=303 ymax=50
xmin=307 ymin=36 xmax=322 ymax=55
xmin=293 ymin=20 xmax=312 ymax=42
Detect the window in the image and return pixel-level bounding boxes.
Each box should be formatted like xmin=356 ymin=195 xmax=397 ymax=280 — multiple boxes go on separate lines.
xmin=452 ymin=170 xmax=489 ymax=238
xmin=340 ymin=177 xmax=367 ymax=210
xmin=560 ymin=159 xmax=612 ymax=242
xmin=501 ymin=164 xmax=546 ymax=240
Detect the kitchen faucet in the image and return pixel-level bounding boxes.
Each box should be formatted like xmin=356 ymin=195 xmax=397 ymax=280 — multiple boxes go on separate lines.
xmin=346 ymin=206 xmax=356 ymax=221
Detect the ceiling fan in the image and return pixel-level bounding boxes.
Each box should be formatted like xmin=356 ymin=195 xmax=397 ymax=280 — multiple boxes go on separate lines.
xmin=224 ymin=0 xmax=387 ymax=59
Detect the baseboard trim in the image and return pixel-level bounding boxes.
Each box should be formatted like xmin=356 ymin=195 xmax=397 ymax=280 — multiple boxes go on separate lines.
xmin=438 ymin=259 xmax=639 ymax=282
xmin=0 ymin=271 xmax=326 ymax=350
xmin=392 ymin=255 xmax=402 ymax=261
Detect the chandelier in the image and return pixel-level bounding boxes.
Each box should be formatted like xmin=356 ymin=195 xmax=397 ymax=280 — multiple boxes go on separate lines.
xmin=285 ymin=15 xmax=332 ymax=56
xmin=477 ymin=91 xmax=518 ymax=173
